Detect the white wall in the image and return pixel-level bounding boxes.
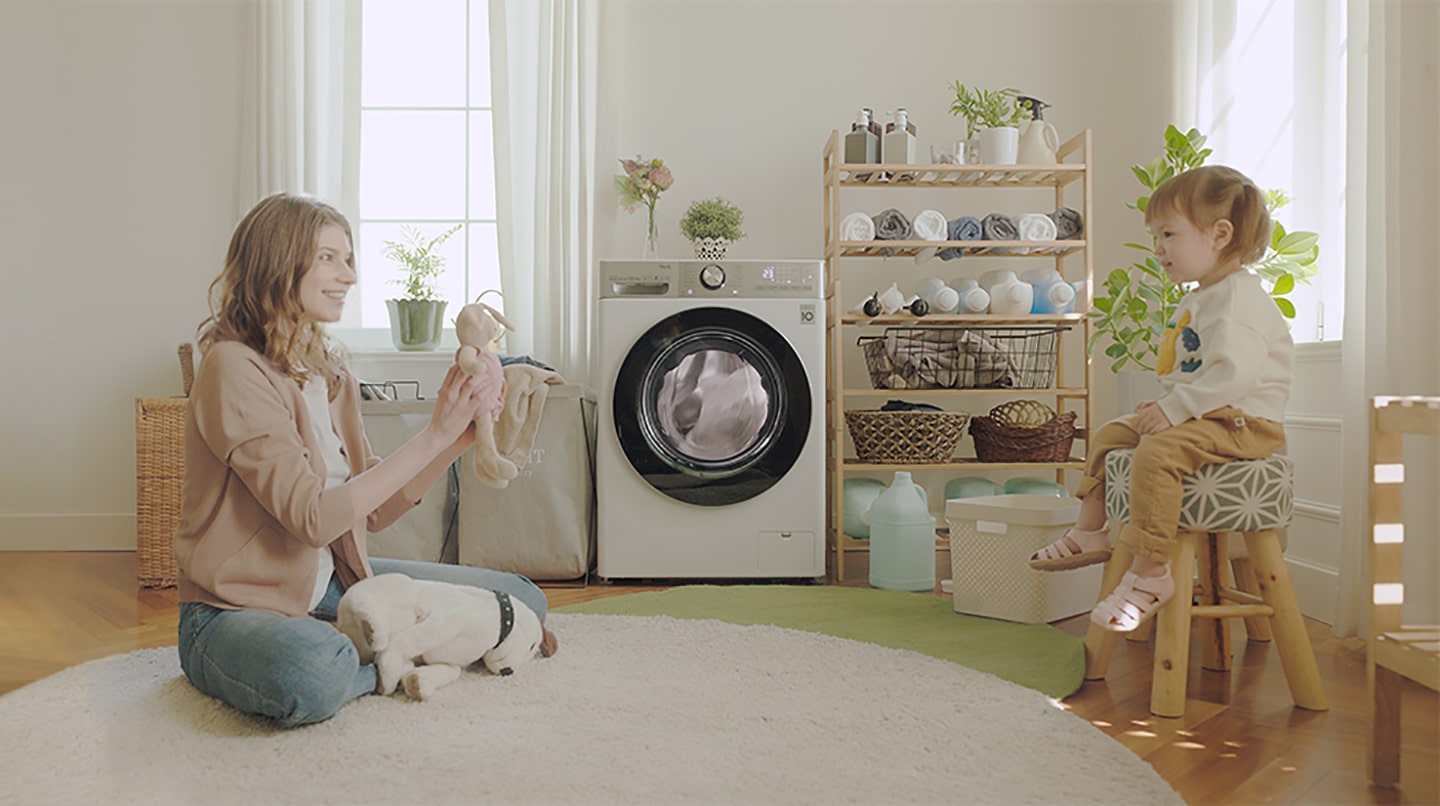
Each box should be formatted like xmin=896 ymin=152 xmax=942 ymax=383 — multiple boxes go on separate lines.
xmin=0 ymin=0 xmax=245 ymax=549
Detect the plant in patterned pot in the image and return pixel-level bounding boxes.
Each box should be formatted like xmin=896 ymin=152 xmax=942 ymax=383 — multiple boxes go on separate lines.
xmin=679 ymin=196 xmax=746 ymax=261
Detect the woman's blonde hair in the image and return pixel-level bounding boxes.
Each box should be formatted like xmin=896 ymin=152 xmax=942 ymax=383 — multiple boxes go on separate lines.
xmin=198 ymin=192 xmax=352 ymax=393
xmin=1145 ymin=165 xmax=1272 ymax=266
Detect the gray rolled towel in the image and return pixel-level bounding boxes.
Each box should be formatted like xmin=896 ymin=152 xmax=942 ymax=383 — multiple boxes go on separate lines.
xmin=1049 ymin=207 xmax=1084 ymax=240
xmin=938 ymin=215 xmax=983 ymax=261
xmin=872 ymin=208 xmax=913 ymax=256
xmin=980 ymin=212 xmax=1017 ymax=254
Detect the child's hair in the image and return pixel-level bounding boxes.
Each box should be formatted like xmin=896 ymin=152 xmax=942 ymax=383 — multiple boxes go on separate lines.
xmin=198 ymin=192 xmax=351 ymax=392
xmin=1145 ymin=165 xmax=1272 ymax=266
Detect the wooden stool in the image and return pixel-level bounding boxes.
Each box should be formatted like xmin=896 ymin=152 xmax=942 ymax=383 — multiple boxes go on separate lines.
xmin=1083 ymin=450 xmax=1330 ymax=718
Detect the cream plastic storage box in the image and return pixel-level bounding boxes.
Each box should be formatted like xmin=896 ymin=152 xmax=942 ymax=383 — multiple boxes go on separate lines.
xmin=946 ymin=494 xmax=1102 ymax=624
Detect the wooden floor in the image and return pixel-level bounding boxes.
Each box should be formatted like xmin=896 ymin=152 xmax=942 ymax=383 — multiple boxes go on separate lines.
xmin=2 ymin=551 xmax=1436 ymax=805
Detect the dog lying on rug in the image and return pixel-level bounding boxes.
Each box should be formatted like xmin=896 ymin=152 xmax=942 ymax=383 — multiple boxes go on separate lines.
xmin=337 ymin=573 xmax=544 ymax=700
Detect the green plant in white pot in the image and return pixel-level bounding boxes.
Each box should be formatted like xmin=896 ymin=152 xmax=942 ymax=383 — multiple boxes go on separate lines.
xmin=948 ymin=83 xmax=1026 ymax=164
xmin=1090 ymin=125 xmax=1320 ymax=374
xmin=680 ymin=196 xmax=746 ymax=260
xmin=382 ymin=223 xmax=461 ymax=351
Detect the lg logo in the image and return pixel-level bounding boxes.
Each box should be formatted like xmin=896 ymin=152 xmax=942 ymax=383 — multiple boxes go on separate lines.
xmin=799 ymin=304 xmax=816 ymax=325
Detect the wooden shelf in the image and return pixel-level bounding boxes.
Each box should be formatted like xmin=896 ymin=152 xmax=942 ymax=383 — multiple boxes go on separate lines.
xmin=841 ymin=459 xmax=1086 ymax=471
xmin=831 ymin=240 xmax=1085 ymax=259
xmin=831 ymin=163 xmax=1086 ymax=188
xmin=840 ymin=386 xmax=1088 ymax=397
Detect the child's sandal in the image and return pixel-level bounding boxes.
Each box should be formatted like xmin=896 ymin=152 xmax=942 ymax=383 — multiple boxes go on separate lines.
xmin=1090 ymin=569 xmax=1175 ymax=632
xmin=1028 ymin=526 xmax=1112 ymax=571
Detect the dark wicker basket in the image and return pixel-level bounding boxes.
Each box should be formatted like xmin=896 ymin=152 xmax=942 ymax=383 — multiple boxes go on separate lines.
xmin=969 ymin=407 xmax=1077 ymax=463
xmin=844 ymin=409 xmax=970 ymax=464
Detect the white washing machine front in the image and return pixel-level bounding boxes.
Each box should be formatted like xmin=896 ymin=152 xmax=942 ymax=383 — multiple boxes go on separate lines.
xmin=596 ymin=259 xmax=825 ymax=580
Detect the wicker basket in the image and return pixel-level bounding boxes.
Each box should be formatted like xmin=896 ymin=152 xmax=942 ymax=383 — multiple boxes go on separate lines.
xmin=969 ymin=400 xmax=1077 ymax=463
xmin=858 ymin=326 xmax=1066 ymax=390
xmin=844 ymin=409 xmax=970 ymax=464
xmin=136 ymin=396 xmax=186 ymax=589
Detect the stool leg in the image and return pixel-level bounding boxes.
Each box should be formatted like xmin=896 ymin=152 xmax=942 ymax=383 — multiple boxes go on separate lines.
xmin=1084 ymin=542 xmax=1134 ymax=681
xmin=1230 ymin=556 xmax=1272 ymax=642
xmin=1200 ymin=532 xmax=1232 ymax=672
xmin=1151 ymin=531 xmax=1197 ymax=718
xmin=1243 ymin=530 xmax=1329 ymax=711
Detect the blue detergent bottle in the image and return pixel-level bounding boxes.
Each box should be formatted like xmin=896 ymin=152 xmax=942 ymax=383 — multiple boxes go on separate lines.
xmin=866 ymin=471 xmax=937 ymax=592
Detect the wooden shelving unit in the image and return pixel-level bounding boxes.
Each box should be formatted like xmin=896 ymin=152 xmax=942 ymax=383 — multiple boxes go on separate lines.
xmin=822 ymin=129 xmax=1095 ymax=581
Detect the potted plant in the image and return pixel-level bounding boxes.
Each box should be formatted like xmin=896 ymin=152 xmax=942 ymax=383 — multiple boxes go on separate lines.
xmin=382 ymin=223 xmax=461 ymax=351
xmin=948 ymin=83 xmax=1026 ymax=164
xmin=1090 ymin=126 xmax=1320 ymax=381
xmin=679 ymin=196 xmax=746 ymax=260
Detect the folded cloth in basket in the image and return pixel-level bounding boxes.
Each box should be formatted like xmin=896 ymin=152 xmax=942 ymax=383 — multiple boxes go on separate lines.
xmin=872 ymin=208 xmax=913 ymax=256
xmin=939 ymin=215 xmax=983 ymax=261
xmin=496 ymin=364 xmax=566 ymax=470
xmin=880 ymin=399 xmax=944 ymax=412
xmin=880 ymin=329 xmax=1018 ymax=389
xmin=840 ymin=211 xmax=876 ymax=242
xmin=1049 ymin=206 xmax=1084 ymax=240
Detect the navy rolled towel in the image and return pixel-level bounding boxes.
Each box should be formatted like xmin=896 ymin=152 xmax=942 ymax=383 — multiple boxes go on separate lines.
xmin=938 ymin=215 xmax=983 ymax=261
xmin=1049 ymin=207 xmax=1084 ymax=240
xmin=872 ymin=208 xmax=913 ymax=256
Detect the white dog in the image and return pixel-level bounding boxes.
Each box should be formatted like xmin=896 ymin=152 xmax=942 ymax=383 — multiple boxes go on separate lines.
xmin=337 ymin=573 xmax=544 ymax=700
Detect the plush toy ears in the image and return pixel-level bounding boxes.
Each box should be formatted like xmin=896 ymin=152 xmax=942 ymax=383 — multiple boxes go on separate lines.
xmin=472 ymin=301 xmax=515 ymax=333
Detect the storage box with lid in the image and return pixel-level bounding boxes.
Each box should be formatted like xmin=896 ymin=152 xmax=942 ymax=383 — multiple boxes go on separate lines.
xmin=945 ymin=494 xmax=1102 ymax=624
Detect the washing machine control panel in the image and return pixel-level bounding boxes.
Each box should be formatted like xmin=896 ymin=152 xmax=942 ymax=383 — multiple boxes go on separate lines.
xmin=600 ymin=260 xmax=822 ymax=300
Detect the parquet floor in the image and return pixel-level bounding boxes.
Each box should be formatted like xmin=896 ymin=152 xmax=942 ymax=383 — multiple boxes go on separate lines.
xmin=1 ymin=551 xmax=1435 ymax=804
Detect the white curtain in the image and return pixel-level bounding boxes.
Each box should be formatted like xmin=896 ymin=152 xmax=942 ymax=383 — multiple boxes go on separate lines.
xmin=236 ymin=0 xmax=362 ymax=230
xmin=488 ymin=0 xmax=598 ymax=385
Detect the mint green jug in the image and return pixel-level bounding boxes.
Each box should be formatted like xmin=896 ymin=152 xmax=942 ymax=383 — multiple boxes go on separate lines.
xmin=866 ymin=472 xmax=936 ymax=591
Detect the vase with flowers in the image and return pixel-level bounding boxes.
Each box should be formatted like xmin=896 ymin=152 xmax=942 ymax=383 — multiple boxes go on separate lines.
xmin=615 ymin=155 xmax=674 ymax=258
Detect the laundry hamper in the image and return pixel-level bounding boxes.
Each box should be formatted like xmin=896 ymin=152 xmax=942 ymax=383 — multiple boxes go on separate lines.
xmin=135 ymin=396 xmax=186 ymax=588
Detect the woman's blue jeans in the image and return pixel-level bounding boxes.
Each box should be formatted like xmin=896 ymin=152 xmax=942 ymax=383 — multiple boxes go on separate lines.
xmin=176 ymin=558 xmax=548 ymax=728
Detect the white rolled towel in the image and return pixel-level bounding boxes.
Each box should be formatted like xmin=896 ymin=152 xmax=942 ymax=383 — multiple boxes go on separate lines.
xmin=1015 ymin=212 xmax=1058 ymax=254
xmin=911 ymin=209 xmax=949 ymax=265
xmin=841 ymin=211 xmax=876 ymax=242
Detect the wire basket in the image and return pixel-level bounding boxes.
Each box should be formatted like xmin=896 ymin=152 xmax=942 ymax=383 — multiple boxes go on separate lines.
xmin=858 ymin=326 xmax=1066 ymax=390
xmin=844 ymin=409 xmax=970 ymax=464
xmin=969 ymin=400 xmax=1077 ymax=463
xmin=136 ymin=396 xmax=186 ymax=588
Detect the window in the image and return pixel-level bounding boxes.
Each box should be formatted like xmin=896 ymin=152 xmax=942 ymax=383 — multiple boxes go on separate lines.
xmin=345 ymin=0 xmax=498 ymax=339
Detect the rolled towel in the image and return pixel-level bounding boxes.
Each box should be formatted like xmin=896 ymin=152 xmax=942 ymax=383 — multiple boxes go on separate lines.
xmin=911 ymin=209 xmax=948 ymax=265
xmin=1015 ymin=212 xmax=1058 ymax=254
xmin=938 ymin=215 xmax=983 ymax=261
xmin=980 ymin=212 xmax=1017 ymax=254
xmin=841 ymin=211 xmax=876 ymax=242
xmin=872 ymin=208 xmax=913 ymax=256
xmin=1049 ymin=206 xmax=1084 ymax=240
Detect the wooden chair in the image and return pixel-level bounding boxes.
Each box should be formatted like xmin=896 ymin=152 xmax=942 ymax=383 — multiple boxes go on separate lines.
xmin=1368 ymin=395 xmax=1440 ymax=787
xmin=1083 ymin=450 xmax=1329 ymax=718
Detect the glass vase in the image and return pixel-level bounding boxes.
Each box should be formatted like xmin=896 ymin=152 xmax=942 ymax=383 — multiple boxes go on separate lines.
xmin=641 ymin=203 xmax=659 ymax=259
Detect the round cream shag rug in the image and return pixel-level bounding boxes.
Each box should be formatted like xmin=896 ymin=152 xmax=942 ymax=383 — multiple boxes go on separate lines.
xmin=0 ymin=613 xmax=1179 ymax=805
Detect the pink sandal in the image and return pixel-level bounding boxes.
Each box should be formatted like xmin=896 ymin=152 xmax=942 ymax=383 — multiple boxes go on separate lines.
xmin=1090 ymin=569 xmax=1175 ymax=632
xmin=1029 ymin=525 xmax=1112 ymax=571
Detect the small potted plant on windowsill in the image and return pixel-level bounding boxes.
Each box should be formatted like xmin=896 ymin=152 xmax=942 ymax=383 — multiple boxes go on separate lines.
xmin=382 ymin=223 xmax=461 ymax=352
xmin=948 ymin=83 xmax=1026 ymax=164
xmin=679 ymin=196 xmax=746 ymax=260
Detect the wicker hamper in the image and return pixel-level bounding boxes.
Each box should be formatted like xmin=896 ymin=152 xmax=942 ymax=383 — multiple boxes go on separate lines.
xmin=844 ymin=409 xmax=969 ymax=464
xmin=135 ymin=396 xmax=186 ymax=589
xmin=969 ymin=400 xmax=1077 ymax=463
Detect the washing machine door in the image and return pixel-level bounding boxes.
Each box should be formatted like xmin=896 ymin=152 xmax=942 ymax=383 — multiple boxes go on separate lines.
xmin=612 ymin=307 xmax=811 ymax=507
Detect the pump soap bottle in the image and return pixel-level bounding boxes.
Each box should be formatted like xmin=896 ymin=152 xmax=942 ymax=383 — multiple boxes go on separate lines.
xmin=1016 ymin=96 xmax=1059 ymax=164
xmin=884 ymin=108 xmax=917 ymax=180
xmin=844 ymin=108 xmax=879 ymax=178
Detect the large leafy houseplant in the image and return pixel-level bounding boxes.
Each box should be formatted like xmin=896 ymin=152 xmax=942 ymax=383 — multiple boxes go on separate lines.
xmin=948 ymin=84 xmax=1026 ymax=138
xmin=1089 ymin=126 xmax=1320 ymax=372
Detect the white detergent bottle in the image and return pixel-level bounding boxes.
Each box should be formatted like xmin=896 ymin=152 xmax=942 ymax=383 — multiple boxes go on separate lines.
xmin=947 ymin=277 xmax=991 ymax=314
xmin=866 ymin=471 xmax=936 ymax=591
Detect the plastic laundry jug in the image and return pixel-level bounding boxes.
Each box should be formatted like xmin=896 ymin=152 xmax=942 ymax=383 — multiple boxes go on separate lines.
xmin=866 ymin=471 xmax=936 ymax=591
xmin=947 ymin=278 xmax=991 ymax=314
xmin=982 ymin=270 xmax=1034 ymax=317
xmin=1021 ymin=268 xmax=1081 ymax=315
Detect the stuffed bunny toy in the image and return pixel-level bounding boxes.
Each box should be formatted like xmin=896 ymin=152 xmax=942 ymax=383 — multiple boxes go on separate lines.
xmin=454 ymin=300 xmax=519 ymax=488
xmin=337 ymin=573 xmax=545 ymax=701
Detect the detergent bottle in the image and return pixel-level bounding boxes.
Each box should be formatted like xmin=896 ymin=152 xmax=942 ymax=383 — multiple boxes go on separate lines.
xmin=1016 ymin=96 xmax=1058 ymax=164
xmin=866 ymin=471 xmax=936 ymax=591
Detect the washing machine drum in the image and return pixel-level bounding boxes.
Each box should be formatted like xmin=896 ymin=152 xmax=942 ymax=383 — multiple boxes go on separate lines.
xmin=612 ymin=307 xmax=812 ymax=507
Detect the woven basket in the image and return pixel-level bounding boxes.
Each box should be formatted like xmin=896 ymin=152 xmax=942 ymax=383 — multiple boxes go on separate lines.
xmin=969 ymin=400 xmax=1077 ymax=463
xmin=844 ymin=409 xmax=970 ymax=464
xmin=136 ymin=396 xmax=186 ymax=589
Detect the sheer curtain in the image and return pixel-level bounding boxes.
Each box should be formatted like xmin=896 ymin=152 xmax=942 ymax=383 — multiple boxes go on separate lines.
xmin=236 ymin=0 xmax=362 ymax=231
xmin=488 ymin=0 xmax=598 ymax=385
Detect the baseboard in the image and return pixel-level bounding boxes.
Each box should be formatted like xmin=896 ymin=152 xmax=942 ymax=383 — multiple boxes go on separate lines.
xmin=1287 ymin=555 xmax=1338 ymax=625
xmin=0 ymin=514 xmax=135 ymax=551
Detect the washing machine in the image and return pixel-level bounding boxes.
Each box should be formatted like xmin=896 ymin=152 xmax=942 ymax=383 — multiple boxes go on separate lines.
xmin=596 ymin=259 xmax=826 ymax=580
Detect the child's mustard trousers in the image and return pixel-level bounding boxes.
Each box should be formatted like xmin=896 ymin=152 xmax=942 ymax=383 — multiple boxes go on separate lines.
xmin=1075 ymin=405 xmax=1286 ymax=562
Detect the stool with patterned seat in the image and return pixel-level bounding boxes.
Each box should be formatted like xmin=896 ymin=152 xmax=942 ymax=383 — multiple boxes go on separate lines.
xmin=1083 ymin=450 xmax=1330 ymax=718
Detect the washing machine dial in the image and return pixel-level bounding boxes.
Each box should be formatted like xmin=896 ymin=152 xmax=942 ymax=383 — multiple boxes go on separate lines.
xmin=699 ymin=263 xmax=726 ymax=290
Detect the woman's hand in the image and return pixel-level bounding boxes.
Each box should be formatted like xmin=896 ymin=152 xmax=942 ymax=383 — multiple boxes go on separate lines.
xmin=426 ymin=363 xmax=485 ymax=446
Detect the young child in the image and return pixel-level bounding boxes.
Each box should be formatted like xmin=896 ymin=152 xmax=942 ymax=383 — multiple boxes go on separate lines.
xmin=1028 ymin=165 xmax=1293 ymax=632
xmin=173 ymin=192 xmax=555 ymax=727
